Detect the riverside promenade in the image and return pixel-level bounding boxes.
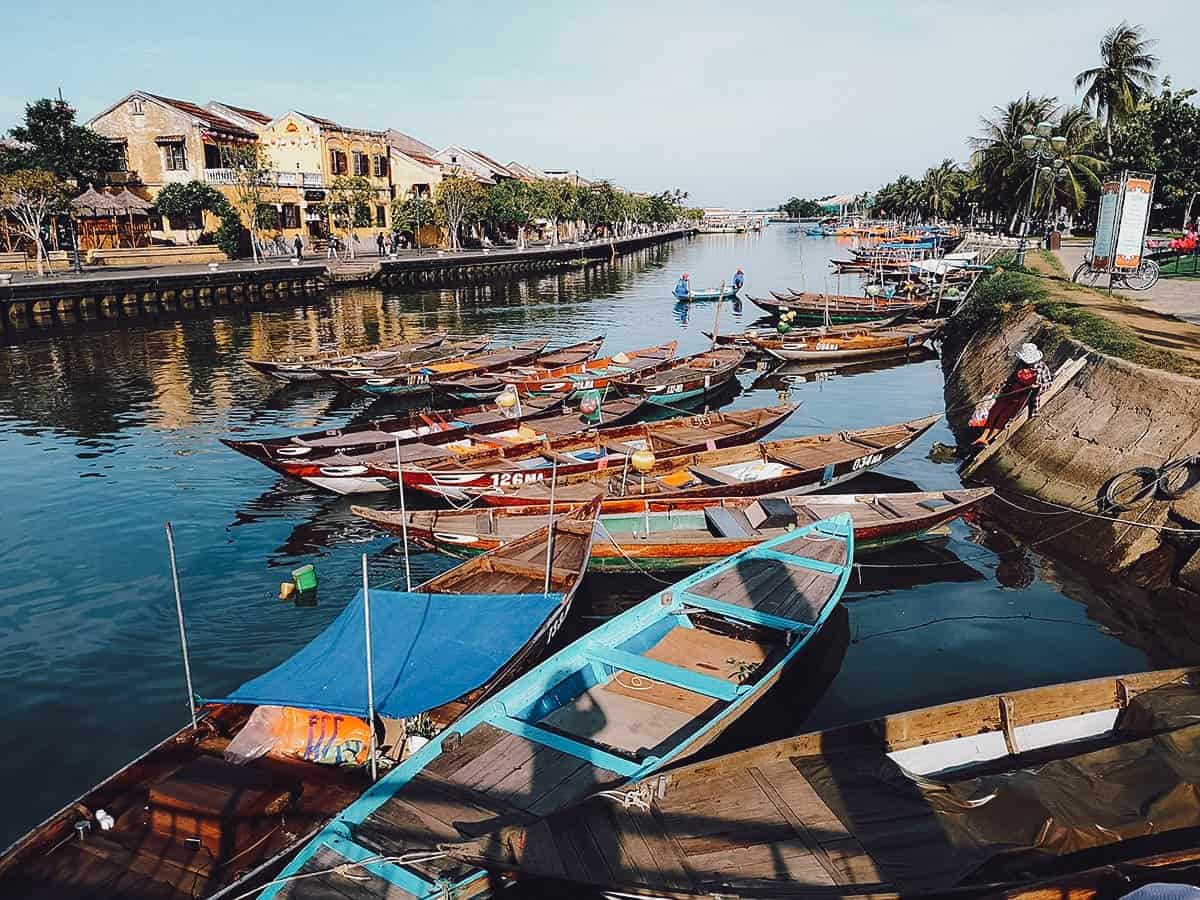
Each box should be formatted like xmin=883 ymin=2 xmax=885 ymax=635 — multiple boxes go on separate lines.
xmin=0 ymin=227 xmax=694 ymax=329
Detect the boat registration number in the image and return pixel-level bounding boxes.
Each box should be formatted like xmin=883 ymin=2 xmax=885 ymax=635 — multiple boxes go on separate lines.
xmin=689 ymin=414 xmax=712 ymax=427
xmin=490 ymin=471 xmax=546 ymax=487
xmin=851 ymin=452 xmax=884 ymax=471
xmin=404 ymin=373 xmax=430 ymax=385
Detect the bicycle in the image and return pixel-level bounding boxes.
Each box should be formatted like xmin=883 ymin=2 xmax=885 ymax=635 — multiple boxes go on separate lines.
xmin=1102 ymin=454 xmax=1200 ymax=511
xmin=1071 ymin=252 xmax=1160 ymax=291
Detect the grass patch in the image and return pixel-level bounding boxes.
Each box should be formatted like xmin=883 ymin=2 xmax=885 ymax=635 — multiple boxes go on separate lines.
xmin=945 ymin=268 xmax=1046 ymax=341
xmin=1034 ymin=300 xmax=1195 ymax=374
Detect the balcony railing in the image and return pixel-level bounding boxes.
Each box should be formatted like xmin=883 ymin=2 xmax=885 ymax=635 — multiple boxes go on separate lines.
xmin=203 ymin=169 xmax=324 ymax=188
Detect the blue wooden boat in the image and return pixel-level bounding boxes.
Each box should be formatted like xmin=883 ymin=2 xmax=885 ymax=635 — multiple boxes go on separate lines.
xmin=257 ymin=514 xmax=854 ymax=900
xmin=675 ymin=284 xmax=740 ymax=302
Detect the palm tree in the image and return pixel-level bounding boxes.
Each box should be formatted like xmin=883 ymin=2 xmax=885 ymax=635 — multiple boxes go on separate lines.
xmin=1036 ymin=106 xmax=1106 ymax=223
xmin=969 ymin=93 xmax=1059 ymax=229
xmin=920 ymin=159 xmax=967 ymax=221
xmin=1074 ymin=22 xmax=1158 ymax=149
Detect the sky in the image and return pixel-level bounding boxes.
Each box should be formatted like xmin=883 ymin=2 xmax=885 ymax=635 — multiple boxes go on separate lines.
xmin=3 ymin=0 xmax=1198 ymax=208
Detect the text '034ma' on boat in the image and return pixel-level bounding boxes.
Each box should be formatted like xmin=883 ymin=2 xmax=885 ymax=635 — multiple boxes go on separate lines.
xmin=0 ymin=499 xmax=600 ymax=900
xmin=220 ymin=394 xmax=649 ymax=481
xmin=615 ymin=347 xmax=745 ymax=407
xmin=450 ymin=341 xmax=679 ymax=402
xmin=447 ymin=667 xmax=1200 ymax=899
xmin=461 ymin=414 xmax=941 ymax=507
xmin=427 ymin=336 xmax=606 ymax=402
xmin=348 ymin=404 xmax=798 ymax=500
xmin=330 ymin=339 xmax=552 ymax=397
xmin=255 ymin=514 xmax=853 ymax=900
xmin=355 ymin=487 xmax=993 ymax=573
xmin=746 ymin=320 xmax=944 ymax=362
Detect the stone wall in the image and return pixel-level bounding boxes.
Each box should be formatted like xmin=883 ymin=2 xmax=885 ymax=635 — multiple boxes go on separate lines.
xmin=943 ymin=307 xmax=1200 ymax=608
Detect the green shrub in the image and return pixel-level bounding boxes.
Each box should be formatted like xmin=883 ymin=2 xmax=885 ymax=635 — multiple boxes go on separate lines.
xmin=945 ymin=269 xmax=1046 ymax=343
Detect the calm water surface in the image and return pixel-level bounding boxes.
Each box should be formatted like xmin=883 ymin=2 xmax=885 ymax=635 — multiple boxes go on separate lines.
xmin=0 ymin=226 xmax=1186 ymax=845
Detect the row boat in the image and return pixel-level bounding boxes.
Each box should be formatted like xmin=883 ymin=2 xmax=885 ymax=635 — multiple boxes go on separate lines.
xmin=462 ymin=414 xmax=942 ymax=506
xmin=674 ymin=285 xmax=740 ymax=302
xmin=256 ymin=515 xmax=854 ymax=900
xmin=221 ymin=395 xmax=647 ymax=485
xmin=427 ymin=336 xmax=605 ymax=402
xmin=330 ymin=339 xmax=552 ymax=397
xmin=0 ymin=500 xmax=600 ymax=900
xmin=703 ymin=317 xmax=903 ymax=349
xmin=356 ymin=487 xmax=994 ymax=573
xmin=749 ymin=292 xmax=930 ymax=323
xmin=447 ymin=666 xmax=1200 ymax=898
xmin=245 ymin=334 xmax=449 ymax=383
xmin=340 ymin=403 xmax=799 ymax=500
xmin=746 ymin=320 xmax=943 ymax=361
xmin=437 ymin=340 xmax=677 ymax=401
xmin=616 ymin=347 xmax=745 ymax=407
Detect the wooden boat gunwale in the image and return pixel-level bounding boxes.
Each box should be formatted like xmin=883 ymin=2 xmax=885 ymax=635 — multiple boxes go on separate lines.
xmin=426 ymin=335 xmax=606 ymax=398
xmin=493 ymin=340 xmax=680 ymax=396
xmin=329 ymin=338 xmax=551 ymax=395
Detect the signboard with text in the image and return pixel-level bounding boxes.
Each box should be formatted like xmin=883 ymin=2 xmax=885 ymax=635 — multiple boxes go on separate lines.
xmin=1090 ymin=179 xmax=1121 ymax=270
xmin=1113 ymin=174 xmax=1155 ymax=270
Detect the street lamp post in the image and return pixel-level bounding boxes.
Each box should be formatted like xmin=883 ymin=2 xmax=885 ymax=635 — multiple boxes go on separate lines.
xmin=1015 ymin=121 xmax=1069 ymax=266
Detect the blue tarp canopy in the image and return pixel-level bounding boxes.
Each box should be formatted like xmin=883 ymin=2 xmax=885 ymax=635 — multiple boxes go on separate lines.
xmin=207 ymin=590 xmax=563 ymax=719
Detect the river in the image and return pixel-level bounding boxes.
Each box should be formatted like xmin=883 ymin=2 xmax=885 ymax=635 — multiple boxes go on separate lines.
xmin=0 ymin=225 xmax=1186 ymax=847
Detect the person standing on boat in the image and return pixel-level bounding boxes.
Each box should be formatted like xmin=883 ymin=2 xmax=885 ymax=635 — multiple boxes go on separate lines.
xmin=732 ymin=268 xmax=745 ymax=291
xmin=970 ymin=343 xmax=1052 ymax=448
xmin=674 ymin=273 xmax=691 ymax=300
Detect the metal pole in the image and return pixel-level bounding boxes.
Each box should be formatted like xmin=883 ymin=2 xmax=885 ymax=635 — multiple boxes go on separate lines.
xmin=361 ymin=554 xmax=378 ymax=782
xmin=711 ymin=280 xmax=725 ymax=351
xmin=164 ymin=523 xmax=198 ymax=731
xmin=395 ymin=439 xmax=412 ymax=591
xmin=542 ymin=458 xmax=558 ymax=596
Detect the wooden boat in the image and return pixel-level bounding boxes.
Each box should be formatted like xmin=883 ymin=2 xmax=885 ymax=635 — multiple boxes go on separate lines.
xmin=747 ymin=321 xmax=943 ymax=362
xmin=615 ymin=347 xmax=745 ymax=407
xmin=750 ymin=292 xmax=931 ymax=324
xmin=255 ymin=515 xmax=854 ymax=900
xmin=356 ymin=487 xmax=994 ymax=573
xmin=428 ymin=336 xmax=605 ymax=401
xmin=220 ymin=394 xmax=648 ymax=482
xmin=324 ymin=403 xmax=798 ymax=499
xmin=703 ymin=318 xmax=902 ymax=349
xmin=244 ymin=333 xmax=449 ymax=383
xmin=674 ymin=284 xmax=740 ymax=302
xmin=330 ymin=338 xmax=551 ymax=397
xmin=447 ymin=666 xmax=1200 ymax=899
xmin=0 ymin=500 xmax=601 ymax=900
xmin=435 ymin=340 xmax=676 ymax=402
xmin=459 ymin=414 xmax=942 ymax=507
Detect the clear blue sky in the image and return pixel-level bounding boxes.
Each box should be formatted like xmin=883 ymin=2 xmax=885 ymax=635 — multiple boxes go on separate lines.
xmin=3 ymin=1 xmax=1197 ymax=208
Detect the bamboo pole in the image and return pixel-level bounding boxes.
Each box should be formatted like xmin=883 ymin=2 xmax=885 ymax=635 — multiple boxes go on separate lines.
xmin=395 ymin=438 xmax=412 ymax=591
xmin=542 ymin=459 xmax=558 ymax=596
xmin=361 ymin=554 xmax=378 ymax=782
xmin=164 ymin=523 xmax=198 ymax=731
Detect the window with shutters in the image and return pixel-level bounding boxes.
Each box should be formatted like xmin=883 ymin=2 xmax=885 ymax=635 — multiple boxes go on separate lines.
xmin=352 ymin=152 xmax=369 ymax=176
xmin=280 ymin=204 xmax=301 ymax=229
xmin=329 ymin=149 xmax=347 ymax=175
xmin=162 ymin=141 xmax=187 ymax=171
xmin=375 ymin=205 xmax=386 ymax=227
xmin=372 ymin=155 xmax=388 ymax=178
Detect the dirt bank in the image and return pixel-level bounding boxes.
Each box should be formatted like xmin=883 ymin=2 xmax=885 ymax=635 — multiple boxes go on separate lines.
xmin=943 ymin=303 xmax=1200 ymax=610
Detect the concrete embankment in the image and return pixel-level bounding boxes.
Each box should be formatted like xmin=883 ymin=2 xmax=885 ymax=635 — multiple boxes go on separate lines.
xmin=943 ymin=304 xmax=1200 ymax=615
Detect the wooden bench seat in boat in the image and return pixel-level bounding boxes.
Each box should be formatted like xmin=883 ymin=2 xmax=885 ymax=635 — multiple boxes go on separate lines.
xmin=148 ymin=756 xmax=294 ymax=857
xmin=704 ymin=507 xmax=753 ymax=538
xmin=687 ymin=464 xmax=741 ymax=486
xmin=766 ymin=443 xmax=866 ymax=470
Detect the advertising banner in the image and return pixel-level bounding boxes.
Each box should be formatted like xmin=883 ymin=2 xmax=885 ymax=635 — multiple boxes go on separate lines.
xmin=1113 ymin=175 xmax=1155 ymax=270
xmin=1091 ymin=179 xmax=1122 ymax=271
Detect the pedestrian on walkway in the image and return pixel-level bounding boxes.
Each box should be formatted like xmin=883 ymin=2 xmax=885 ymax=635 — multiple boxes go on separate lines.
xmin=294 ymin=235 xmax=303 ymax=260
xmin=376 ymin=232 xmax=385 ymax=256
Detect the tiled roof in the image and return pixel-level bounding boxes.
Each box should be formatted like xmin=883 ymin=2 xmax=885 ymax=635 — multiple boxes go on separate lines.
xmin=385 ymin=128 xmax=437 ymax=158
xmin=146 ymin=93 xmax=256 ymax=139
xmin=298 ymin=111 xmax=342 ymax=129
xmin=212 ymin=101 xmax=272 ymax=124
xmin=406 ymin=152 xmax=442 ymax=168
xmin=469 ymin=149 xmax=513 ymax=176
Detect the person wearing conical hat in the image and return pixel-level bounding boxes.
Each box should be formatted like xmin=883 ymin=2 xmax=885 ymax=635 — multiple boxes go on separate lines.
xmin=970 ymin=342 xmax=1052 ymax=448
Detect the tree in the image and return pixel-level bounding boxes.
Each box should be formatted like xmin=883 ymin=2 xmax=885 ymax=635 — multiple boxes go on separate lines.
xmin=527 ymin=179 xmax=578 ymax=244
xmin=919 ymin=160 xmax=967 ymax=220
xmin=779 ymin=197 xmax=824 ymax=219
xmin=6 ymin=98 xmax=121 ymax=187
xmin=0 ymin=169 xmax=69 ymax=275
xmin=321 ymin=175 xmax=376 ymax=258
xmin=1038 ymin=107 xmax=1106 ymax=220
xmin=577 ymin=181 xmax=626 ymax=237
xmin=434 ymin=176 xmax=486 ymax=249
xmin=1112 ymin=84 xmax=1200 ymax=229
xmin=154 ymin=180 xmax=225 ymax=244
xmin=486 ymin=179 xmax=536 ymax=247
xmin=968 ymin=94 xmax=1060 ymax=228
xmin=220 ymin=144 xmax=278 ymax=263
xmin=389 ymin=193 xmax=436 ymax=248
xmin=1075 ymin=22 xmax=1159 ymax=150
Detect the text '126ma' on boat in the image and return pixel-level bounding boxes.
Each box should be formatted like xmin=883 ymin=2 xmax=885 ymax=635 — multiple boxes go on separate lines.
xmin=254 ymin=514 xmax=854 ymax=900
xmin=448 ymin=667 xmax=1200 ymax=899
xmin=355 ymin=487 xmax=993 ymax=573
xmin=0 ymin=498 xmax=601 ymax=900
